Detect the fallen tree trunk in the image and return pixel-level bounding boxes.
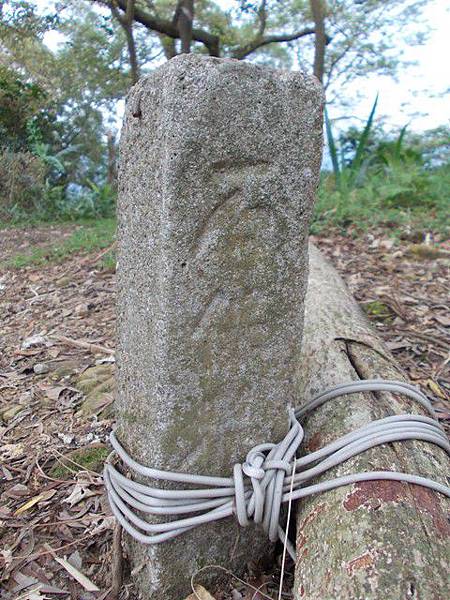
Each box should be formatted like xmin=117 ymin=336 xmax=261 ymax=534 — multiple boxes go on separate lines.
xmin=293 ymin=244 xmax=449 ymax=600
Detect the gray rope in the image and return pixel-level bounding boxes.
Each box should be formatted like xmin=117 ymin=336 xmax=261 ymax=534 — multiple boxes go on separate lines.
xmin=104 ymin=379 xmax=450 ymax=561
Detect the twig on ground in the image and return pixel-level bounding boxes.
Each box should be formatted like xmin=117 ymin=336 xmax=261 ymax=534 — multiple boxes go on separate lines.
xmin=94 ymin=242 xmax=116 ymax=264
xmin=390 ymin=328 xmax=450 ymax=351
xmin=51 ymin=334 xmax=115 ymax=355
xmin=81 ymin=242 xmax=117 ymax=267
xmin=111 ymin=523 xmax=123 ymax=599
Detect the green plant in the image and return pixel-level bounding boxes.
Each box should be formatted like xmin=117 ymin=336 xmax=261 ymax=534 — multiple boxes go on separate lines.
xmin=313 ymin=166 xmax=449 ymax=237
xmin=325 ymin=95 xmax=379 ymax=193
xmin=0 ymin=149 xmax=47 ymax=218
xmin=85 ymin=180 xmax=116 ymax=217
xmin=0 ymin=65 xmax=51 ymax=151
xmin=315 ymin=112 xmax=450 ymax=238
xmin=31 ymin=141 xmax=65 ymax=175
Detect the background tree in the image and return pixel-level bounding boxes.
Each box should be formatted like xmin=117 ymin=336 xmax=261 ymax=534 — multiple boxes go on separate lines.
xmin=0 ymin=0 xmax=440 ymax=223
xmin=109 ymin=0 xmax=140 ymax=84
xmin=309 ymin=0 xmax=326 ymax=82
xmin=89 ymin=0 xmax=428 ymax=92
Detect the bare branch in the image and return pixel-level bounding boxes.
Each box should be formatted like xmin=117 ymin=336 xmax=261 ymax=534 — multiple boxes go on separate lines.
xmin=114 ymin=0 xmax=219 ymax=56
xmin=232 ymin=27 xmax=315 ymax=60
xmin=109 ymin=0 xmax=139 ymax=84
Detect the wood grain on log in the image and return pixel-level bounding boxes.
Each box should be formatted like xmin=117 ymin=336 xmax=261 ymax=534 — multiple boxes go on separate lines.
xmin=293 ymin=244 xmax=449 ymax=600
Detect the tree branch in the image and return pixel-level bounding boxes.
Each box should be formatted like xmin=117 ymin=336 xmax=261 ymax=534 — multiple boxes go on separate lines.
xmin=232 ymin=27 xmax=315 ymax=60
xmin=114 ymin=0 xmax=219 ymax=56
xmin=257 ymin=0 xmax=268 ymax=37
xmin=310 ymin=0 xmax=327 ymax=82
xmin=110 ymin=0 xmax=139 ymax=84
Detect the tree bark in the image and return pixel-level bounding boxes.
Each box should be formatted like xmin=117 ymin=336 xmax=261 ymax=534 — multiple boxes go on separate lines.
xmin=110 ymin=0 xmax=139 ymax=84
xmin=293 ymin=244 xmax=449 ymax=599
xmin=106 ymin=130 xmax=117 ymax=187
xmin=175 ymin=0 xmax=194 ymax=54
xmin=309 ymin=0 xmax=326 ymax=82
xmin=123 ymin=25 xmax=139 ymax=85
xmin=114 ymin=0 xmax=219 ymax=56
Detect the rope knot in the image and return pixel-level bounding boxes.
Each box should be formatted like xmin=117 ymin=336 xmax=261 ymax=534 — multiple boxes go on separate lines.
xmin=104 ymin=380 xmax=449 ymax=564
xmin=232 ymin=411 xmax=305 ymax=541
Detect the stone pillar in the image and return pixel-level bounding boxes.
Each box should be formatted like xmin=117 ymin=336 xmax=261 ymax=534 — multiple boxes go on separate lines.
xmin=116 ymin=54 xmax=323 ymax=598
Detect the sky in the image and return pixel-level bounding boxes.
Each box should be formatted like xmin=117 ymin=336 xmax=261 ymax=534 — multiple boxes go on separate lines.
xmin=42 ymin=0 xmax=450 ymax=133
xmin=339 ymin=1 xmax=450 ymax=132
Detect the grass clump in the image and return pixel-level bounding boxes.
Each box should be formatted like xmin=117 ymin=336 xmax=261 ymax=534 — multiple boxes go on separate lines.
xmin=313 ymin=107 xmax=449 ymax=238
xmin=361 ymin=300 xmax=394 ymax=323
xmin=313 ymin=163 xmax=449 ymax=236
xmin=50 ymin=444 xmax=109 ymax=479
xmin=4 ymin=218 xmax=116 ymax=269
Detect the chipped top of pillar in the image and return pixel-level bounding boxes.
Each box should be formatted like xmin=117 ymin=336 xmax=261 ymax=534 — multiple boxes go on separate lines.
xmin=125 ymin=53 xmax=324 ymax=115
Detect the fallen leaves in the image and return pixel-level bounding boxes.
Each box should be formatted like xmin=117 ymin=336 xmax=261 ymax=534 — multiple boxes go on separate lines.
xmin=315 ymin=232 xmax=450 ymax=422
xmin=14 ymin=495 xmax=45 ymax=517
xmin=54 ymin=556 xmax=99 ymax=591
xmin=1 ymin=226 xmax=448 ymax=600
xmin=62 ymin=479 xmax=103 ymax=507
xmin=13 ymin=490 xmax=57 ymax=516
xmin=185 ymin=584 xmax=217 ymax=600
xmin=21 ymin=335 xmax=50 ymax=350
xmin=1 ymin=250 xmax=115 ymax=598
xmin=426 ymin=379 xmax=448 ymax=400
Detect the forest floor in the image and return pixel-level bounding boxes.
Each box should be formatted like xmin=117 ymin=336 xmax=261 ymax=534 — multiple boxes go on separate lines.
xmin=1 ymin=223 xmax=449 ymax=600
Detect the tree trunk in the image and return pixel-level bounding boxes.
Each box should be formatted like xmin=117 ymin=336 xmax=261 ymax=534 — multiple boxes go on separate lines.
xmin=293 ymin=244 xmax=449 ymax=599
xmin=106 ymin=130 xmax=117 ymax=187
xmin=177 ymin=0 xmax=194 ymax=54
xmin=124 ymin=24 xmax=139 ymax=85
xmin=309 ymin=0 xmax=326 ymax=83
xmin=110 ymin=0 xmax=139 ymax=85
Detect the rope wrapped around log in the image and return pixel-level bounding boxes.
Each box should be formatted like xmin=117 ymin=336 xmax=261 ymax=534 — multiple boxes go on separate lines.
xmin=104 ymin=379 xmax=450 ymax=561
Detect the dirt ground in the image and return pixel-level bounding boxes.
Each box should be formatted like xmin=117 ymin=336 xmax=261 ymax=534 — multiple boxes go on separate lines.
xmin=1 ymin=226 xmax=449 ymax=599
xmin=0 ymin=225 xmax=79 ymax=263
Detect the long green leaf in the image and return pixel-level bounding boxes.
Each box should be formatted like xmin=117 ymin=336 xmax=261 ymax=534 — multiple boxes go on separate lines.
xmin=394 ymin=124 xmax=408 ymax=158
xmin=351 ymin=94 xmax=379 ymax=178
xmin=324 ymin=107 xmax=340 ymax=188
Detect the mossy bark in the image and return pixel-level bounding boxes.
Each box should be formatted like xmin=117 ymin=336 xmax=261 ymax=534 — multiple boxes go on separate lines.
xmin=293 ymin=244 xmax=449 ymax=600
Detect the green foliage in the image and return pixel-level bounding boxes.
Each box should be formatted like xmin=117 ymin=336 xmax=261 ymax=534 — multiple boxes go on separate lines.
xmin=0 ymin=1 xmax=125 ymax=205
xmin=315 ymin=0 xmax=428 ymax=100
xmin=325 ymin=95 xmax=378 ymax=192
xmin=67 ymin=181 xmax=117 ymax=220
xmin=0 ymin=65 xmax=53 ymax=150
xmin=1 ymin=174 xmax=116 ymax=223
xmin=313 ymin=126 xmax=450 ymax=237
xmin=362 ymin=300 xmax=394 ymax=323
xmin=0 ymin=149 xmax=47 ymax=218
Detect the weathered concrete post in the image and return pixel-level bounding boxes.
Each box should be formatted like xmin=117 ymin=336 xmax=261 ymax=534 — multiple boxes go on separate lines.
xmin=116 ymin=54 xmax=323 ymax=598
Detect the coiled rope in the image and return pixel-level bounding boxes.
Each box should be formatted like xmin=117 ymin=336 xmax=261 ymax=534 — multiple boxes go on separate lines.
xmin=104 ymin=379 xmax=450 ymax=561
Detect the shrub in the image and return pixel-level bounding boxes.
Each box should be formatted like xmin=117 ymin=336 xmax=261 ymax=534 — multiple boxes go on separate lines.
xmin=315 ymin=109 xmax=449 ymax=237
xmin=0 ymin=149 xmax=47 ymax=219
